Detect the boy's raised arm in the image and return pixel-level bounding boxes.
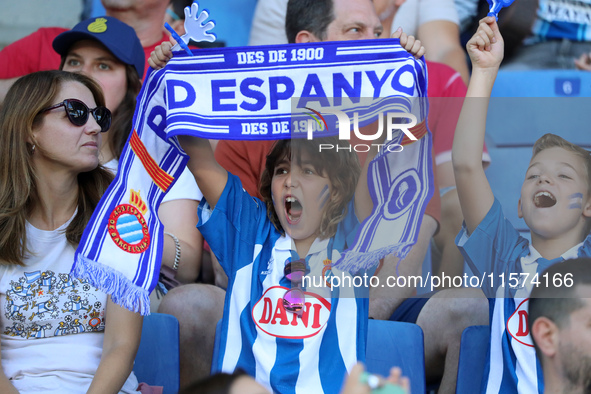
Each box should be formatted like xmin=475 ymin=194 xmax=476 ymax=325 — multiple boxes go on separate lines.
xmin=178 ymin=135 xmax=228 ymax=209
xmin=452 ymin=17 xmax=504 ymax=234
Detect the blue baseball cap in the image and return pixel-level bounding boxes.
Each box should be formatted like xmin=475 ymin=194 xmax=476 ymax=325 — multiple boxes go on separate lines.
xmin=53 ymin=16 xmax=145 ymax=77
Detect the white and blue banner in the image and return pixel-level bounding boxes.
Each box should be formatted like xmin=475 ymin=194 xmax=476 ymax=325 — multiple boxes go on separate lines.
xmin=72 ymin=38 xmax=433 ymax=314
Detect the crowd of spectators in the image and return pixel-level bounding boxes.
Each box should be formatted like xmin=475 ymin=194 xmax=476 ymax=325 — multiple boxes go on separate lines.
xmin=1 ymin=0 xmax=590 ymax=393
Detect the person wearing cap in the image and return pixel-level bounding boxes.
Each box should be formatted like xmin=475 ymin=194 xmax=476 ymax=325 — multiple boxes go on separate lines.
xmin=54 ymin=16 xmax=145 ymax=165
xmin=55 ymin=17 xmax=205 ymax=308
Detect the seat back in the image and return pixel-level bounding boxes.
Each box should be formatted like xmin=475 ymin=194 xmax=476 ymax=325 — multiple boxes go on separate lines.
xmin=366 ymin=320 xmax=426 ymax=394
xmin=134 ymin=313 xmax=180 ymax=394
xmin=491 ymin=70 xmax=591 ymax=98
xmin=211 ymin=319 xmax=222 ymax=374
xmin=456 ymin=325 xmax=490 ymax=394
xmin=213 ymin=319 xmax=426 ymax=393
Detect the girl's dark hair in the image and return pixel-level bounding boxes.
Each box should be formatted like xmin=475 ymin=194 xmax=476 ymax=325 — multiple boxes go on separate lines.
xmin=108 ymin=64 xmax=142 ymax=159
xmin=0 ymin=70 xmax=114 ymax=266
xmin=260 ymin=136 xmax=361 ymax=239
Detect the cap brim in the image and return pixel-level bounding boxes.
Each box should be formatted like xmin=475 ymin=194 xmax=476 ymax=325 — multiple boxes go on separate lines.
xmin=53 ymin=30 xmax=144 ymax=76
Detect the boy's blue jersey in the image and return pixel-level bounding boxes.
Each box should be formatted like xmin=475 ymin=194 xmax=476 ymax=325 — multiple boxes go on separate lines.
xmin=456 ymin=198 xmax=591 ymax=394
xmin=198 ymin=173 xmax=368 ymax=394
xmin=531 ymin=0 xmax=591 ymax=43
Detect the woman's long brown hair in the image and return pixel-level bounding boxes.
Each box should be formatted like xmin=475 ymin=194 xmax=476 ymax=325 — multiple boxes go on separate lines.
xmin=0 ymin=70 xmax=114 ymax=266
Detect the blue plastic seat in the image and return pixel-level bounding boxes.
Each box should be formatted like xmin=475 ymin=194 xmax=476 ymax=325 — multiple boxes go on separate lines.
xmin=213 ymin=319 xmax=426 ymax=393
xmin=211 ymin=319 xmax=222 ymax=374
xmin=365 ymin=320 xmax=426 ymax=394
xmin=455 ymin=325 xmax=490 ymax=394
xmin=134 ymin=312 xmax=180 ymax=394
xmin=491 ymin=70 xmax=591 ymax=97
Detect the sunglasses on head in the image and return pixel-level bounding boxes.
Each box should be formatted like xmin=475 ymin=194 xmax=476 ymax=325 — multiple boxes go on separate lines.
xmin=283 ymin=257 xmax=309 ymax=316
xmin=40 ymin=98 xmax=111 ymax=133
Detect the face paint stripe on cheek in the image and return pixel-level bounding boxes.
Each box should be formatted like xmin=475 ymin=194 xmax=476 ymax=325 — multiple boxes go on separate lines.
xmin=318 ymin=184 xmax=329 ymax=209
xmin=569 ymin=193 xmax=584 ymax=209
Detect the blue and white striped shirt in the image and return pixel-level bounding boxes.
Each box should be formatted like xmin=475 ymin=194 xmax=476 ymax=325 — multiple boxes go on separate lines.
xmin=199 ymin=173 xmax=368 ymax=394
xmin=457 ymin=198 xmax=591 ymax=393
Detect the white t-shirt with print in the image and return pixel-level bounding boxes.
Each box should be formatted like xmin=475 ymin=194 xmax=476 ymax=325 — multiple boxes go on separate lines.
xmin=0 ymin=219 xmax=139 ymax=394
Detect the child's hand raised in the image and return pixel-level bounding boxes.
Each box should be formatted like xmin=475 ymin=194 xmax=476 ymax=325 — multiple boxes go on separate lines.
xmin=148 ymin=38 xmax=174 ymax=70
xmin=391 ymin=27 xmax=425 ymax=60
xmin=466 ymin=16 xmax=504 ymax=71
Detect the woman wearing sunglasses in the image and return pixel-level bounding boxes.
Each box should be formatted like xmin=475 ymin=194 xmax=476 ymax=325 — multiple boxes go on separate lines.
xmin=53 ymin=17 xmax=203 ymax=302
xmin=0 ymin=70 xmax=147 ymax=393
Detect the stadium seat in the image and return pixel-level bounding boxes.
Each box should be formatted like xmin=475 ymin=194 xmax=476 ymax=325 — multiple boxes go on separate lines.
xmin=491 ymin=70 xmax=591 ymax=97
xmin=213 ymin=319 xmax=426 ymax=394
xmin=134 ymin=313 xmax=180 ymax=394
xmin=455 ymin=325 xmax=491 ymax=394
xmin=211 ymin=319 xmax=222 ymax=374
xmin=365 ymin=320 xmax=426 ymax=394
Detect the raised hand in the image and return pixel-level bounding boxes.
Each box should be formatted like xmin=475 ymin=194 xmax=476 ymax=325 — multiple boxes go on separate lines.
xmin=171 ymin=1 xmax=216 ymax=52
xmin=466 ymin=16 xmax=504 ymax=71
xmin=575 ymin=51 xmax=591 ymax=71
xmin=487 ymin=0 xmax=516 ymax=19
xmin=148 ymin=39 xmax=174 ymax=70
xmin=391 ymin=27 xmax=425 ymax=60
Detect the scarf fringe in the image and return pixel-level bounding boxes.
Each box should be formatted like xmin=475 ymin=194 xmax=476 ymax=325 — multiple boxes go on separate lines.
xmin=333 ymin=242 xmax=414 ymax=273
xmin=71 ymin=254 xmax=151 ymax=316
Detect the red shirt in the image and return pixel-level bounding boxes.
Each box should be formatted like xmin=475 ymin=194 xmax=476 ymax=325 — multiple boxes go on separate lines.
xmin=0 ymin=28 xmax=169 ymax=81
xmin=0 ymin=27 xmax=67 ymax=79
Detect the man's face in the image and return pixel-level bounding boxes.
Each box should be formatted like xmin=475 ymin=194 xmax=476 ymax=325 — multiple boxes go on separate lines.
xmin=324 ymin=0 xmax=383 ymax=41
xmin=557 ymin=286 xmax=591 ymax=391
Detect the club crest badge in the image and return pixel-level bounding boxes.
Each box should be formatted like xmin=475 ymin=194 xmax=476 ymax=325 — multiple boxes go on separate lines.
xmin=108 ymin=189 xmax=150 ymax=253
xmin=322 ymin=259 xmax=332 ymax=288
xmin=87 ymin=18 xmax=107 ymax=33
xmin=88 ymin=311 xmax=102 ymax=328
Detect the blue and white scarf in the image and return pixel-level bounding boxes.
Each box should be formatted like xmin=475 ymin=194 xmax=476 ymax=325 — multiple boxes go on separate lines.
xmin=72 ymin=39 xmax=433 ymax=314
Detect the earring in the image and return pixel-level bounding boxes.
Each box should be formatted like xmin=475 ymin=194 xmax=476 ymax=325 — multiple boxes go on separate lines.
xmin=31 ymin=144 xmax=35 ymax=153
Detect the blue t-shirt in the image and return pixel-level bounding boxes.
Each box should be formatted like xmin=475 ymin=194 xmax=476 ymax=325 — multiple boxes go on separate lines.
xmin=198 ymin=173 xmax=368 ymax=394
xmin=456 ymin=198 xmax=591 ymax=394
xmin=530 ymin=0 xmax=591 ymax=43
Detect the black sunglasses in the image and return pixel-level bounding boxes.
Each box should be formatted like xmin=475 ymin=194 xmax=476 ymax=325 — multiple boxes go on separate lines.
xmin=40 ymin=98 xmax=111 ymax=133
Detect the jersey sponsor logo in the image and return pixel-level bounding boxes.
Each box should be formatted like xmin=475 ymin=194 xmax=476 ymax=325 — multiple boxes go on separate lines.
xmin=252 ymin=286 xmax=331 ymax=339
xmin=506 ymin=298 xmax=534 ymax=347
xmin=108 ymin=189 xmax=150 ymax=254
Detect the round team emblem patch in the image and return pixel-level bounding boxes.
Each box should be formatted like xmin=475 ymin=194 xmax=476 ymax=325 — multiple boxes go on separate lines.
xmin=108 ymin=204 xmax=150 ymax=254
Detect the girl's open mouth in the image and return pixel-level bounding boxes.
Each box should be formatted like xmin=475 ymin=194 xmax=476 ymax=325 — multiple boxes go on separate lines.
xmin=285 ymin=196 xmax=303 ymax=224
